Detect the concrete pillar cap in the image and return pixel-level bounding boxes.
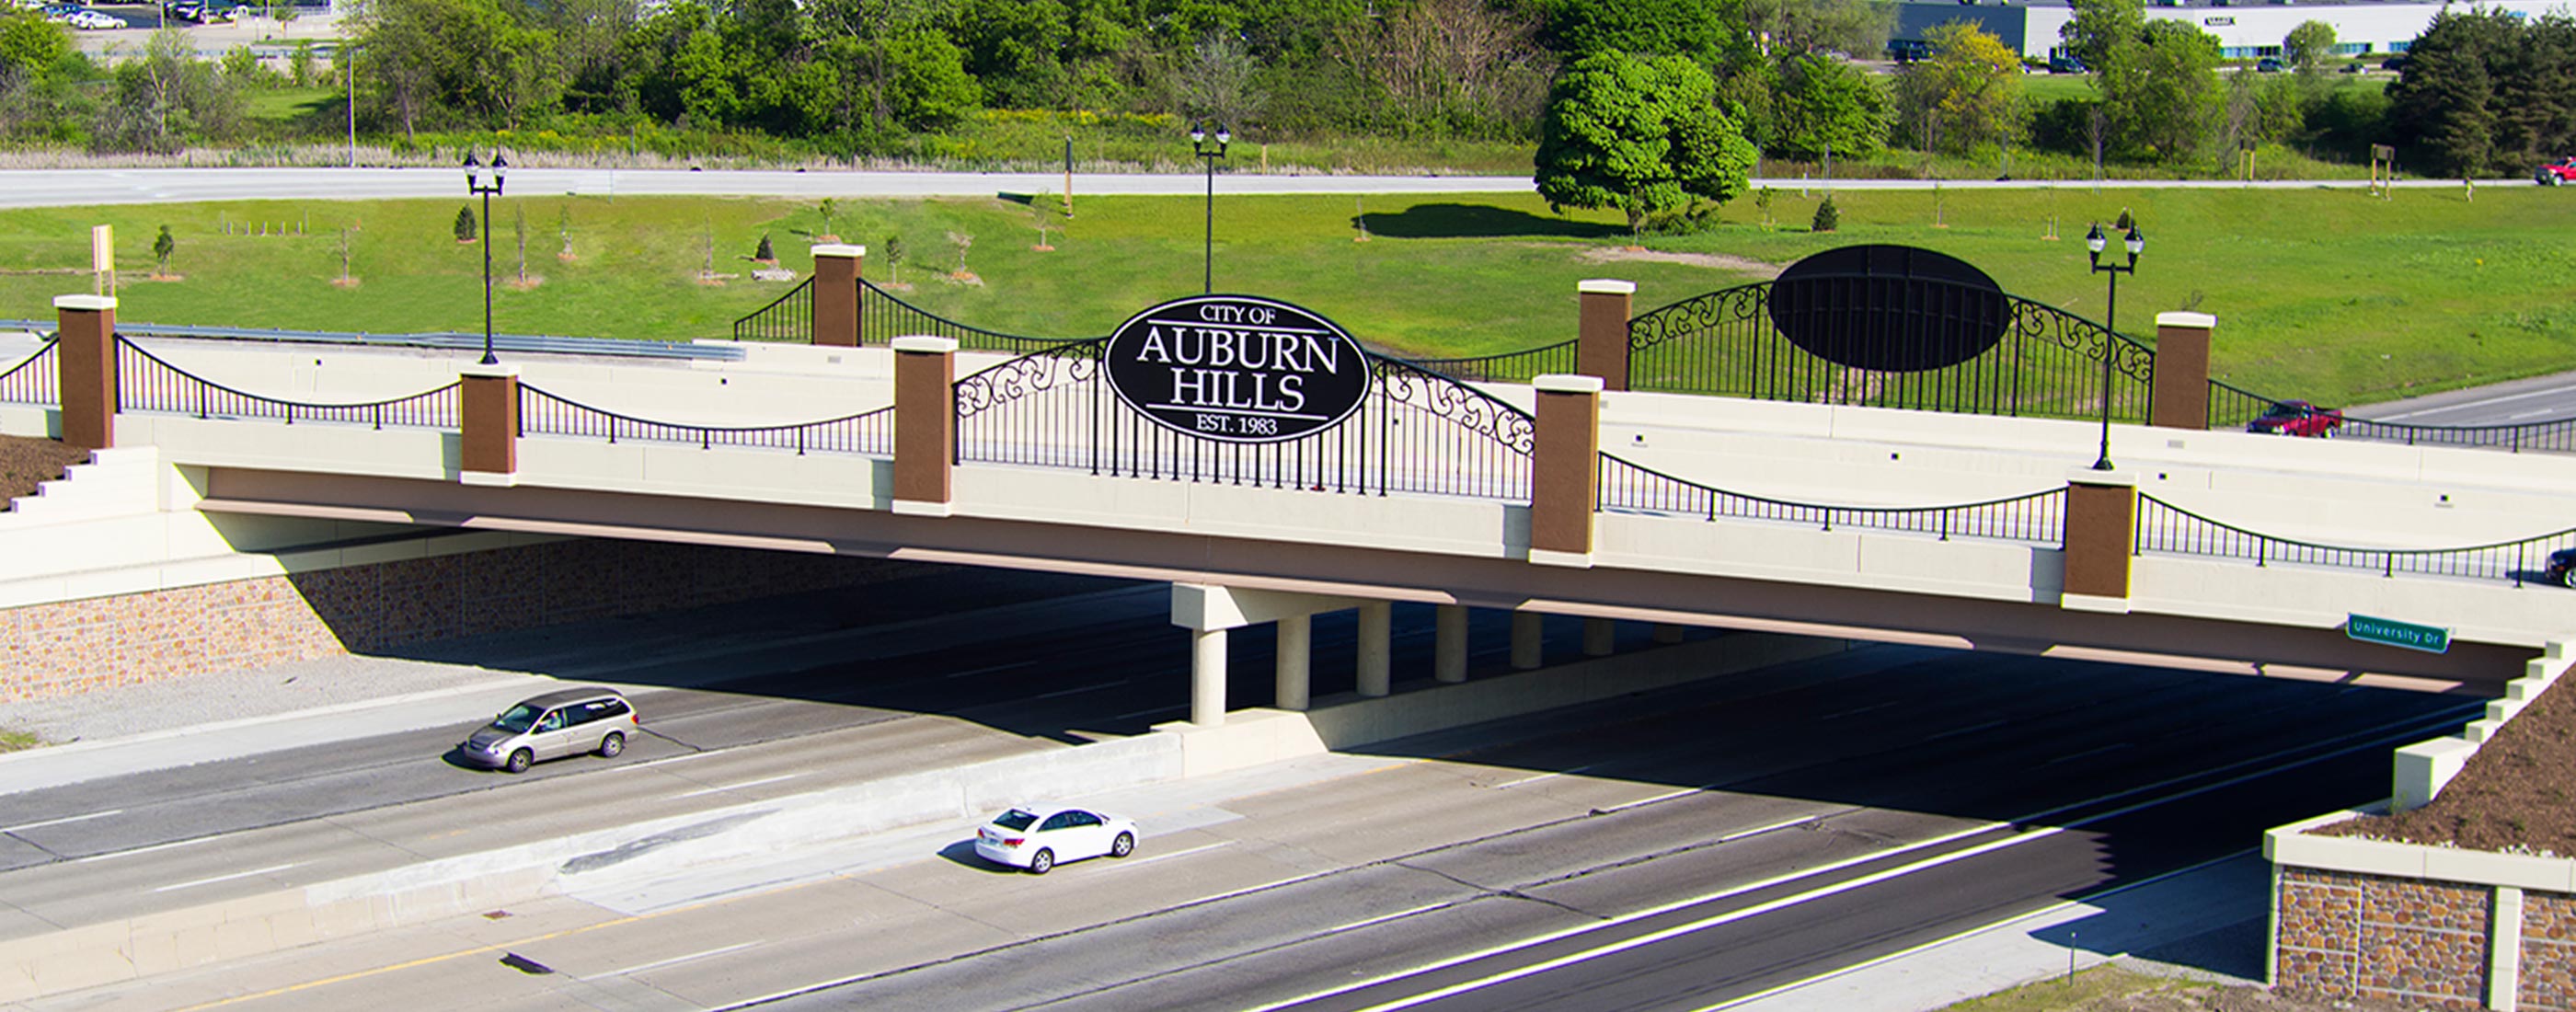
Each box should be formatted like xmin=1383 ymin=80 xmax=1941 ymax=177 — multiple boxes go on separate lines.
xmin=461 ymin=362 xmax=523 ymax=379
xmin=892 ymin=335 xmax=959 ymax=354
xmin=2066 ymin=466 xmax=2139 ymax=487
xmin=1577 ymin=280 xmax=1637 ymax=295
xmin=1535 ymin=374 xmax=1606 ymax=394
xmin=2156 ymin=311 xmax=2216 ymax=329
xmin=811 ymin=244 xmax=866 ymax=259
xmin=52 ymin=294 xmax=116 ymax=311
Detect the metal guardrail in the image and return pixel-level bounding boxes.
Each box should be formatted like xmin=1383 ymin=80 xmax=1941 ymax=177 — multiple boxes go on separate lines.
xmin=2134 ymin=492 xmax=2576 ymax=587
xmin=1597 ymin=452 xmax=2067 ymax=545
xmin=0 ymin=320 xmax=743 ymax=362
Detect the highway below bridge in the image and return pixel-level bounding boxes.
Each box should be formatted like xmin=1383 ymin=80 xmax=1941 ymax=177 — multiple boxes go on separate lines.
xmin=0 ymin=563 xmax=2478 ymax=1012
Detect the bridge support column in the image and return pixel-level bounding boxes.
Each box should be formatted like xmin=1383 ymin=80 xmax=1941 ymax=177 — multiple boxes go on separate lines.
xmin=1510 ymin=611 xmax=1543 ymax=670
xmin=1530 ymin=374 xmax=1603 ymax=568
xmin=1190 ymin=627 xmax=1228 ymax=727
xmin=1433 ymin=604 xmax=1468 ymax=684
xmin=1275 ymin=614 xmax=1312 ymax=711
xmin=1582 ymin=617 xmax=1615 ymax=657
xmin=811 ymin=244 xmax=863 ymax=348
xmin=1357 ymin=601 xmax=1392 ymax=697
xmin=2149 ymin=311 xmax=2215 ymax=431
xmin=2062 ymin=470 xmax=2138 ymax=613
xmin=458 ymin=362 xmax=520 ymax=486
xmin=53 ymin=294 xmax=117 ymax=451
xmin=1575 ymin=280 xmax=1633 ymax=391
xmin=892 ymin=335 xmax=957 ymax=516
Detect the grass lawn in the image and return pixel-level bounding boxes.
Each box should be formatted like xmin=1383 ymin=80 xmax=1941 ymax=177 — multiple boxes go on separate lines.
xmin=0 ymin=728 xmax=38 ymax=753
xmin=1 ymin=181 xmax=2570 ymax=408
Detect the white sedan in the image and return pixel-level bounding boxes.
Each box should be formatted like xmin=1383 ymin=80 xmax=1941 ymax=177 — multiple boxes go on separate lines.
xmin=67 ymin=9 xmax=120 ymax=28
xmin=972 ymin=804 xmax=1138 ymax=874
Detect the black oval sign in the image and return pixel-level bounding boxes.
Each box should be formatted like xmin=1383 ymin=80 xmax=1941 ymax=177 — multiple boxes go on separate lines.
xmin=1103 ymin=295 xmax=1374 ymax=443
xmin=1767 ymin=245 xmax=2009 ymax=373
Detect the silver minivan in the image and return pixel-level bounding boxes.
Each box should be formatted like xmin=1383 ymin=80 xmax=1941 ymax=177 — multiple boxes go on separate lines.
xmin=458 ymin=688 xmax=638 ymax=773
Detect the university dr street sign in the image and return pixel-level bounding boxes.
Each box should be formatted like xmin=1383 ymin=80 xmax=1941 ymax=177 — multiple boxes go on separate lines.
xmin=1103 ymin=294 xmax=1373 ymax=443
xmin=2345 ymin=614 xmax=2451 ymax=654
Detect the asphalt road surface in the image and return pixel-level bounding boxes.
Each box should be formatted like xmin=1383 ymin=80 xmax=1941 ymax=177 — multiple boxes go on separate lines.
xmin=2348 ymin=367 xmax=2576 ymax=427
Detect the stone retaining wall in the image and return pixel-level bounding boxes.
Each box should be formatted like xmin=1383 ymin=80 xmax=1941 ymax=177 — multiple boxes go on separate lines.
xmin=2277 ymin=867 xmax=2494 ymax=1008
xmin=0 ymin=540 xmax=913 ymax=703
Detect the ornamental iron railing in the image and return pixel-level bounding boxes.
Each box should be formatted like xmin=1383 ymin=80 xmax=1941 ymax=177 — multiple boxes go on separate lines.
xmin=116 ymin=339 xmax=458 ymax=429
xmin=2134 ymin=492 xmax=2576 ymax=586
xmin=0 ymin=339 xmax=57 ymax=407
xmin=863 ymin=280 xmax=1081 ymax=353
xmin=1627 ymin=282 xmax=2154 ymax=422
xmin=954 ymin=339 xmax=1534 ymax=501
xmin=1407 ymin=339 xmax=1578 ymax=385
xmin=1598 ymin=453 xmax=2066 ymax=545
xmin=518 ymin=384 xmax=893 ymax=456
xmin=731 ymin=276 xmax=812 ymax=343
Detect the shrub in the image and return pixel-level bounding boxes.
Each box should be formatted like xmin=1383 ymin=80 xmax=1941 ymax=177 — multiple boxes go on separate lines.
xmin=454 ymin=206 xmax=478 ymax=243
xmin=1812 ymin=195 xmax=1840 ymax=233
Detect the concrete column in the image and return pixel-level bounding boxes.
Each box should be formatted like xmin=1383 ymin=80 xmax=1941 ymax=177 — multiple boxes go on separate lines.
xmin=1191 ymin=627 xmax=1228 ymax=727
xmin=2491 ymin=885 xmax=2524 ymax=1011
xmin=1653 ymin=623 xmax=1685 ymax=644
xmin=1275 ymin=614 xmax=1312 ymax=711
xmin=2148 ymin=311 xmax=2215 ymax=431
xmin=458 ymin=362 xmax=521 ymax=486
xmin=811 ymin=244 xmax=863 ymax=347
xmin=1575 ymin=279 xmax=1634 ymax=391
xmin=892 ymin=335 xmax=957 ymax=515
xmin=1357 ymin=601 xmax=1392 ymax=697
xmin=1433 ymin=604 xmax=1468 ymax=683
xmin=1530 ymin=374 xmax=1604 ymax=568
xmin=53 ymin=294 xmax=116 ymax=451
xmin=1582 ymin=617 xmax=1616 ymax=656
xmin=2061 ymin=471 xmax=2139 ymax=612
xmin=1511 ymin=611 xmax=1543 ymax=670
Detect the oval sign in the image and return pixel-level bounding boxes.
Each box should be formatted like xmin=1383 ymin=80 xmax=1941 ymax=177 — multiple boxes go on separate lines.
xmin=1766 ymin=245 xmax=2010 ymax=373
xmin=1103 ymin=294 xmax=1373 ymax=443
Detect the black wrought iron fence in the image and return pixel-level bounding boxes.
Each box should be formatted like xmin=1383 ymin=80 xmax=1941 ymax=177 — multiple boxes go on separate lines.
xmin=1598 ymin=454 xmax=2066 ymax=544
xmin=0 ymin=339 xmax=57 ymax=407
xmin=1407 ymin=339 xmax=1578 ymax=385
xmin=732 ymin=277 xmax=812 ymax=343
xmin=117 ymin=339 xmax=458 ymax=429
xmin=519 ymin=384 xmax=894 ymax=456
xmin=2340 ymin=416 xmax=2576 ymax=454
xmin=2206 ymin=379 xmax=2283 ymax=431
xmin=1626 ymin=282 xmax=2154 ymax=422
xmin=2134 ymin=492 xmax=2576 ymax=586
xmin=863 ymin=280 xmax=1082 ymax=353
xmin=954 ymin=340 xmax=1535 ymax=501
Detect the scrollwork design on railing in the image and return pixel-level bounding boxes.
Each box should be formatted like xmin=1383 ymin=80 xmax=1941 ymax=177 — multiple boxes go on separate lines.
xmin=953 ymin=339 xmax=1102 ymax=420
xmin=2006 ymin=296 xmax=2153 ymax=385
xmin=1375 ymin=359 xmax=1535 ymax=455
xmin=1627 ymin=283 xmax=1767 ymax=354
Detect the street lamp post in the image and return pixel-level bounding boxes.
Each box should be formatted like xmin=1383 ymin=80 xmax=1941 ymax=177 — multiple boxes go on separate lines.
xmin=1189 ymin=121 xmax=1229 ymax=293
xmin=464 ymin=151 xmax=507 ymax=365
xmin=2086 ymin=222 xmax=2145 ymax=471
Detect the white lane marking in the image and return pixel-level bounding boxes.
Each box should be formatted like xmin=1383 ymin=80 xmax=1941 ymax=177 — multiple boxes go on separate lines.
xmin=622 ymin=750 xmax=723 ymax=772
xmin=2042 ymin=742 xmax=2133 ymax=766
xmin=3 ymin=810 xmax=122 ymax=834
xmin=1690 ymin=849 xmax=2256 ymax=1011
xmin=1116 ymin=841 xmax=1234 ymax=868
xmin=1035 ymin=679 xmax=1132 ymax=700
xmin=1926 ymin=719 xmax=2009 ymax=741
xmin=1327 ymin=900 xmax=1459 ymax=936
xmin=154 ymin=863 xmax=301 ymax=893
xmin=1491 ymin=764 xmax=1598 ymax=788
xmin=944 ymin=661 xmax=1036 ymax=680
xmin=1113 ymin=705 xmax=1185 ymax=721
xmin=2370 ymin=382 xmax=2576 ymax=421
xmin=668 ymin=774 xmax=799 ymax=799
xmin=1819 ymin=702 xmax=1898 ymax=721
xmin=75 ymin=835 xmax=213 ymax=863
xmin=600 ymin=940 xmax=764 ymax=979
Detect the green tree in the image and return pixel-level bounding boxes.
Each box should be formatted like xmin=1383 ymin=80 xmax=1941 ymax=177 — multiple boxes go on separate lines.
xmin=0 ymin=12 xmax=70 ymax=81
xmin=350 ymin=0 xmax=560 ymax=132
xmin=1811 ymin=193 xmax=1838 ymax=232
xmin=1773 ymin=52 xmax=1887 ymax=160
xmin=1540 ymin=0 xmax=1753 ymax=71
xmin=290 ymin=39 xmax=316 ymax=87
xmin=152 ymin=224 xmax=174 ymax=273
xmin=1741 ymin=0 xmax=1890 ymax=61
xmin=883 ymin=26 xmax=979 ymax=129
xmin=1893 ymin=21 xmax=2022 ymax=155
xmin=2387 ymin=8 xmax=2511 ymax=176
xmin=2283 ymin=20 xmax=2336 ymax=74
xmin=2058 ymin=0 xmax=2143 ymax=73
xmin=454 ymin=205 xmax=478 ymax=242
xmin=1533 ymin=51 xmax=1758 ymax=236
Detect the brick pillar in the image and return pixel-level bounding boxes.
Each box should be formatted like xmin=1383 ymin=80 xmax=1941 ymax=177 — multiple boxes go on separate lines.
xmin=892 ymin=335 xmax=957 ymax=515
xmin=811 ymin=244 xmax=864 ymax=348
xmin=53 ymin=294 xmax=117 ymax=451
xmin=1575 ymin=280 xmax=1633 ymax=392
xmin=458 ymin=362 xmax=520 ymax=486
xmin=1530 ymin=374 xmax=1603 ymax=567
xmin=2062 ymin=471 xmax=2138 ymax=610
xmin=2150 ymin=311 xmax=2215 ymax=431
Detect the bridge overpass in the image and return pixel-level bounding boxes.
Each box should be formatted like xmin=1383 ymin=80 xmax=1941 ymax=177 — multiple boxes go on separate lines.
xmin=5 ymin=282 xmax=2570 ymax=759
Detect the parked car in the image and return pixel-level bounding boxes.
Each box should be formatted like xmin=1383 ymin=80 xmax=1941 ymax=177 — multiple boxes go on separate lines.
xmin=2381 ymin=55 xmax=2409 ymax=72
xmin=2245 ymin=400 xmax=2346 ymax=438
xmin=66 ymin=9 xmax=119 ymax=29
xmin=456 ymin=687 xmax=638 ymax=773
xmin=973 ymin=804 xmax=1138 ymax=874
xmin=2256 ymin=57 xmax=2285 ymax=73
xmin=2546 ymin=548 xmax=2576 ymax=588
xmin=2048 ymin=54 xmax=2088 ymax=74
xmin=2540 ymin=156 xmax=2576 ymax=186
xmin=163 ymin=1 xmax=205 ymax=21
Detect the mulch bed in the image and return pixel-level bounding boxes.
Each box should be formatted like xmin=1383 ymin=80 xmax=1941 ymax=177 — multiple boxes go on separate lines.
xmin=2316 ymin=671 xmax=2576 ymax=854
xmin=0 ymin=435 xmax=90 ymax=510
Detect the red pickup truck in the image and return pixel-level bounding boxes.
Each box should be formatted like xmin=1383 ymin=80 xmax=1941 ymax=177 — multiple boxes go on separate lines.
xmin=2539 ymin=157 xmax=2576 ymax=185
xmin=2246 ymin=400 xmax=2345 ymax=438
